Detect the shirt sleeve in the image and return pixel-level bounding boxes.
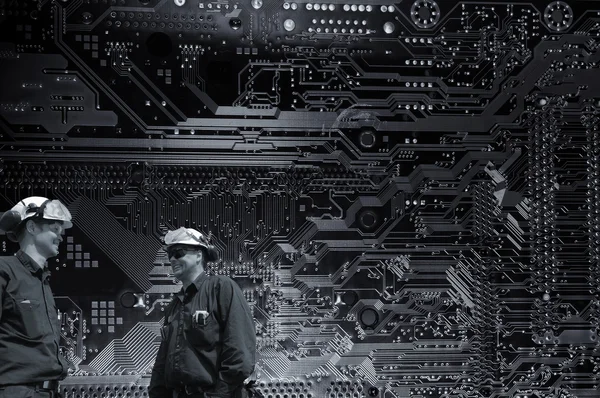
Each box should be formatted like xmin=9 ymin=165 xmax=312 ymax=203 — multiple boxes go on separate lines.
xmin=211 ymin=277 xmax=256 ymax=396
xmin=0 ymin=267 xmax=6 ymax=321
xmin=149 ymin=332 xmax=170 ymax=398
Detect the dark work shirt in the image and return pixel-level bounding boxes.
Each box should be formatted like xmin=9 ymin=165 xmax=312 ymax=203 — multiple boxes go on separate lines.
xmin=149 ymin=272 xmax=256 ymax=398
xmin=0 ymin=250 xmax=68 ymax=385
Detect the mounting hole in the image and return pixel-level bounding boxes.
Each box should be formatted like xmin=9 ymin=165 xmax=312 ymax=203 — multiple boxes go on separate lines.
xmin=229 ymin=18 xmax=242 ymax=30
xmin=359 ymin=210 xmax=378 ymax=229
xmin=543 ymin=1 xmax=573 ymax=31
xmin=342 ymin=291 xmax=358 ymax=306
xmin=551 ymin=9 xmax=563 ymax=23
xmin=120 ymin=292 xmax=136 ymax=308
xmin=359 ymin=308 xmax=379 ymax=328
xmin=418 ymin=6 xmax=431 ymax=19
xmin=81 ymin=12 xmax=93 ymax=24
xmin=411 ymin=0 xmax=440 ymax=29
xmin=359 ymin=130 xmax=376 ymax=148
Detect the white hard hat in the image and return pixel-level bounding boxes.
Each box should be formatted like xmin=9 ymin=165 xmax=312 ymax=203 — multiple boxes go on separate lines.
xmin=164 ymin=227 xmax=219 ymax=261
xmin=0 ymin=196 xmax=73 ymax=242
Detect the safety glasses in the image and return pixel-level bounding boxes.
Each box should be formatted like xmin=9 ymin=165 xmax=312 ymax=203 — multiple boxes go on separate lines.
xmin=38 ymin=220 xmax=65 ymax=235
xmin=166 ymin=245 xmax=198 ymax=259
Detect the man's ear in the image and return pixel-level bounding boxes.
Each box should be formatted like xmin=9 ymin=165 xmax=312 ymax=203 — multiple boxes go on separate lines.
xmin=25 ymin=219 xmax=37 ymax=234
xmin=196 ymin=249 xmax=204 ymax=266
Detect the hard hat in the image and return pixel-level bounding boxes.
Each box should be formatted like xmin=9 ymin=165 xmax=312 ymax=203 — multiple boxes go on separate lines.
xmin=0 ymin=196 xmax=73 ymax=242
xmin=164 ymin=227 xmax=219 ymax=262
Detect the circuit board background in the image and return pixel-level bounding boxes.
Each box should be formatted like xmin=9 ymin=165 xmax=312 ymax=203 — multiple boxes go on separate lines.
xmin=1 ymin=0 xmax=600 ymax=397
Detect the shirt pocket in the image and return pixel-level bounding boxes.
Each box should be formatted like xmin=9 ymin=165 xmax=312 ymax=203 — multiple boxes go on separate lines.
xmin=184 ymin=310 xmax=219 ymax=349
xmin=12 ymin=296 xmax=44 ymax=339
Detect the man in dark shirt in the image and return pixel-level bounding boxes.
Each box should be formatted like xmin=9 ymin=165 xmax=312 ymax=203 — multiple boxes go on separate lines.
xmin=149 ymin=227 xmax=256 ymax=398
xmin=0 ymin=196 xmax=74 ymax=398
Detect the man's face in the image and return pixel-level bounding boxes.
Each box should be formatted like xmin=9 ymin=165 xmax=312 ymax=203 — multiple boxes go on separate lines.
xmin=31 ymin=220 xmax=65 ymax=258
xmin=167 ymin=245 xmax=202 ymax=281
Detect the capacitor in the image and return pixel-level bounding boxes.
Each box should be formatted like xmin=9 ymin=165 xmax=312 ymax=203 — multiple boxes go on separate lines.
xmin=383 ymin=22 xmax=395 ymax=34
xmin=284 ymin=19 xmax=296 ymax=32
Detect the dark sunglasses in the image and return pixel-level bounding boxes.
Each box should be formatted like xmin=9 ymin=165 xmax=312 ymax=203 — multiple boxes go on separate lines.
xmin=37 ymin=220 xmax=65 ymax=235
xmin=166 ymin=246 xmax=198 ymax=259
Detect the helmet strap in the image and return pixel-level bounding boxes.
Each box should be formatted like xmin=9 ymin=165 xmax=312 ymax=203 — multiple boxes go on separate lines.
xmin=23 ymin=199 xmax=51 ymax=220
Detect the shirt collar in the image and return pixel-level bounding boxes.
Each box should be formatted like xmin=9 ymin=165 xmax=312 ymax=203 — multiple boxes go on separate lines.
xmin=16 ymin=250 xmax=49 ymax=277
xmin=177 ymin=271 xmax=208 ymax=302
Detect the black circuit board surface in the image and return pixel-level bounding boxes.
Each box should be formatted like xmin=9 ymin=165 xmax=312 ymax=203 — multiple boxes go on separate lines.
xmin=1 ymin=0 xmax=600 ymax=397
